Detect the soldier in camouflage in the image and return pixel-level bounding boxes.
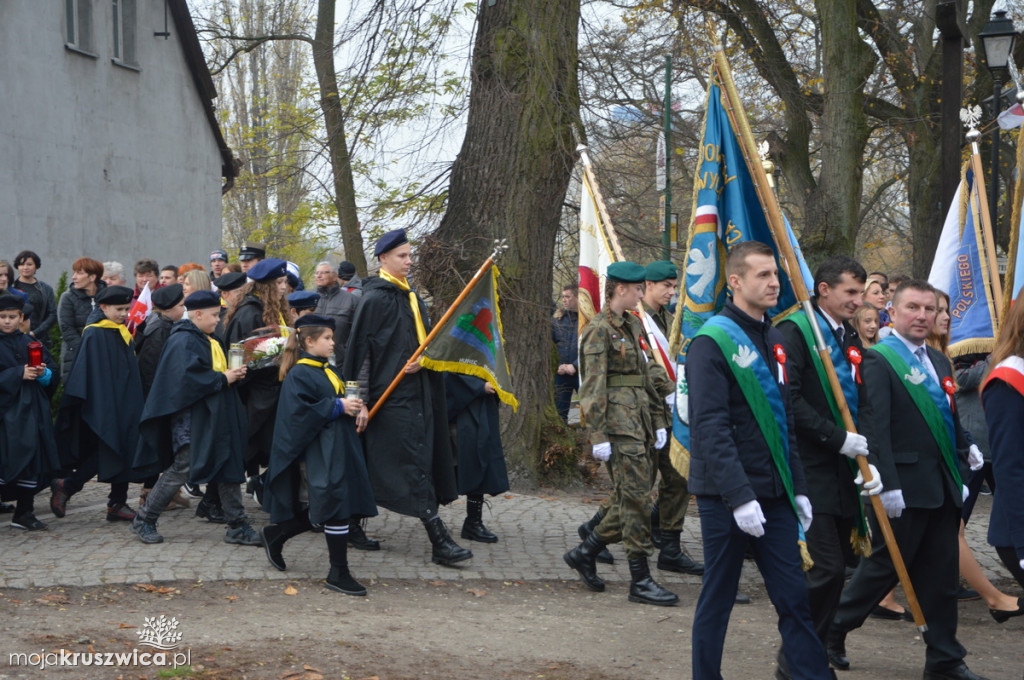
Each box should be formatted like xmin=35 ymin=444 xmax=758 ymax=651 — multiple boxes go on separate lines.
xmin=563 ymin=261 xmax=678 ymax=606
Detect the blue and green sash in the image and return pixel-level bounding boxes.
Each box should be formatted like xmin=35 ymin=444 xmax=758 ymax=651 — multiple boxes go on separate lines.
xmin=786 ymin=310 xmax=871 ymax=556
xmin=872 ymin=337 xmax=962 ymax=491
xmin=696 ymin=315 xmax=812 ymax=570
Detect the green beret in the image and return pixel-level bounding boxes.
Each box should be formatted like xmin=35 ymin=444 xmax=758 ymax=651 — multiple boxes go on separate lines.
xmin=645 ymin=260 xmax=678 ymax=282
xmin=606 ymin=261 xmax=646 ymax=283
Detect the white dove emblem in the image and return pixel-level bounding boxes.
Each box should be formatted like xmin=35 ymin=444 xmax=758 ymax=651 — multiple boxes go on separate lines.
xmin=732 ymin=345 xmax=758 ymax=369
xmin=677 ymin=374 xmax=689 ymax=425
xmin=687 ymin=241 xmax=717 ymax=297
xmin=903 ymin=368 xmax=926 ymax=385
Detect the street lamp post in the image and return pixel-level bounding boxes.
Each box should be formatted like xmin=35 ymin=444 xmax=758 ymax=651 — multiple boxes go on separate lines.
xmin=980 ymin=10 xmax=1017 ymax=223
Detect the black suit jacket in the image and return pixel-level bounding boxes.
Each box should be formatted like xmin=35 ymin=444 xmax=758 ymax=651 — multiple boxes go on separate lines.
xmin=860 ymin=343 xmax=969 ymax=510
xmin=777 ymin=307 xmax=864 ymax=518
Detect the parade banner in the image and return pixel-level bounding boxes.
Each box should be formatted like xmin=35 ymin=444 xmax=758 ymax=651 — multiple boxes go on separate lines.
xmin=927 ymin=165 xmax=999 ymax=356
xmin=669 ymin=64 xmax=807 ymax=470
xmin=126 ymin=282 xmax=152 ymax=335
xmin=1001 ymin=124 xmax=1024 ymax=319
xmin=578 ymin=169 xmax=616 ymax=332
xmin=420 ymin=266 xmax=518 ymax=411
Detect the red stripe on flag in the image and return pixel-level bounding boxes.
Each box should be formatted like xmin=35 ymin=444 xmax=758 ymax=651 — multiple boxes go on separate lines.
xmin=694 ymin=214 xmax=717 ymax=225
xmin=578 ymin=266 xmax=601 ymax=314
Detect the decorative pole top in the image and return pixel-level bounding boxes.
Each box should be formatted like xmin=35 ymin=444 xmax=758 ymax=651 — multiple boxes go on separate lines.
xmin=759 ymin=140 xmax=776 ymax=190
xmin=961 ymin=105 xmax=983 ymax=144
xmin=490 ymin=238 xmax=509 ymax=261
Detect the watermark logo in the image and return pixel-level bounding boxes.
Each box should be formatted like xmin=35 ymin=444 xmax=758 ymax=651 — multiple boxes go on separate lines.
xmin=137 ymin=615 xmax=183 ymax=650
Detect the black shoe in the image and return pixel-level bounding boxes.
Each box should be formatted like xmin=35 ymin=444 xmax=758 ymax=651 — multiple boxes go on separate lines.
xmin=990 ymin=597 xmax=1024 ymax=624
xmin=563 ymin=533 xmax=606 ymax=592
xmin=735 ymin=592 xmax=751 ymax=605
xmin=462 ymin=496 xmax=498 ymax=543
xmin=922 ymin=663 xmax=988 ymax=680
xmin=826 ymin=629 xmax=850 ymax=671
xmin=657 ymin=530 xmax=705 ymax=575
xmin=627 ymin=557 xmax=679 ymax=606
xmin=326 ymin=565 xmax=367 ymax=596
xmin=182 ymin=483 xmax=204 ymax=499
xmin=260 ymin=524 xmax=288 ymax=571
xmin=349 ymin=521 xmax=380 ymax=550
xmin=870 ymin=604 xmax=913 ymax=621
xmin=249 ymin=474 xmax=265 ymax=506
xmin=423 ymin=516 xmax=472 ymax=566
xmin=195 ymin=499 xmax=227 ymax=524
xmin=106 ymin=503 xmax=136 ymax=522
xmin=577 ymin=518 xmax=614 ymax=564
xmin=130 ymin=517 xmax=164 ymax=544
xmin=0 ymin=502 xmax=15 ymax=514
xmin=11 ymin=512 xmax=47 ymax=531
xmin=224 ymin=522 xmax=261 ymax=545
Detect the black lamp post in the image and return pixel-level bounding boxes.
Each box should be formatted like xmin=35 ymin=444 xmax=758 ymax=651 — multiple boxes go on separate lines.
xmin=980 ymin=10 xmax=1017 ymax=220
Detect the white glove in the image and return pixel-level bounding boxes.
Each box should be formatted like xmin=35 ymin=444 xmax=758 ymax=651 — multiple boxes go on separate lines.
xmin=839 ymin=432 xmax=869 ymax=459
xmin=654 ymin=428 xmax=668 ymax=449
xmin=880 ymin=490 xmax=905 ymax=518
xmin=733 ymin=500 xmax=766 ymax=537
xmin=854 ymin=464 xmax=883 ymax=496
xmin=1019 ymin=558 xmax=1024 ymax=571
xmin=968 ymin=444 xmax=984 ymax=471
xmin=591 ymin=442 xmax=612 ymax=461
xmin=962 ymin=485 xmax=970 ymax=504
xmin=795 ymin=494 xmax=813 ymax=532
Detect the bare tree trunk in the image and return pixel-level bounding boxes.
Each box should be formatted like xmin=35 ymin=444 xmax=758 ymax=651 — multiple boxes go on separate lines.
xmin=418 ymin=0 xmax=581 ymax=481
xmin=313 ymin=0 xmax=367 ymax=275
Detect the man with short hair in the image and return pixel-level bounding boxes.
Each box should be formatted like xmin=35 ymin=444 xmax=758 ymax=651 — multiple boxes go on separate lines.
xmin=103 ymin=262 xmax=128 ymax=287
xmin=828 ymin=281 xmax=985 ymax=680
xmin=238 ymin=243 xmax=266 ymax=273
xmin=159 ymin=266 xmax=179 ymax=287
xmin=338 ymin=261 xmax=362 ymax=297
xmin=209 ymin=250 xmax=228 ymax=280
xmin=687 ymin=241 xmax=830 ymax=680
xmin=314 ymin=262 xmax=357 ymax=363
xmin=551 ymin=284 xmax=579 ymax=423
xmin=133 ymin=259 xmax=161 ymax=302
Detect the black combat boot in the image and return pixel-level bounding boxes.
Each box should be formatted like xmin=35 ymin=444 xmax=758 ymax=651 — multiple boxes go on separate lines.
xmin=627 ymin=556 xmax=679 ymax=606
xmin=577 ymin=511 xmax=615 ymax=564
xmin=563 ymin=533 xmax=607 ymax=592
xmin=650 ymin=501 xmax=665 ymax=549
xmin=349 ymin=519 xmax=381 ymax=550
xmin=423 ymin=516 xmax=473 ymax=566
xmin=461 ymin=495 xmax=498 ymax=543
xmin=657 ymin=529 xmax=705 ymax=575
xmin=324 ymin=525 xmax=367 ymax=596
xmin=260 ymin=515 xmax=312 ymax=571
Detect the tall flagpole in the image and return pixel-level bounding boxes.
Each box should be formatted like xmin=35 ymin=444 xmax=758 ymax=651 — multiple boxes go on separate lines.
xmin=964 ymin=108 xmax=1005 ymax=316
xmin=711 ymin=45 xmax=928 ymax=632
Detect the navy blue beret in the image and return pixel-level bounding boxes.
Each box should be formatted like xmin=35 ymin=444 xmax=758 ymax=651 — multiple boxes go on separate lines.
xmin=184 ymin=290 xmax=222 ymax=311
xmin=214 ymin=272 xmax=248 ymax=292
xmin=374 ymin=228 xmax=409 ymax=258
xmin=151 ymin=284 xmax=184 ymax=310
xmin=294 ymin=314 xmax=336 ymax=331
xmin=287 ymin=290 xmax=320 ymax=310
xmin=247 ymin=257 xmax=288 ymax=283
xmin=95 ymin=285 xmax=134 ymax=306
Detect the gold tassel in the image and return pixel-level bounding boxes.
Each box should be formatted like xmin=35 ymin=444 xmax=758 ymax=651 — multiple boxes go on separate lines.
xmin=799 ymin=540 xmax=814 ymax=571
xmin=850 ymin=528 xmax=873 ymax=558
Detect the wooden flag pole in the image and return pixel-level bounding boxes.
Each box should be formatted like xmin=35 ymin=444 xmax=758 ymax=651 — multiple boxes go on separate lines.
xmin=365 ymin=240 xmax=508 ymax=424
xmin=712 ymin=46 xmax=928 ymax=632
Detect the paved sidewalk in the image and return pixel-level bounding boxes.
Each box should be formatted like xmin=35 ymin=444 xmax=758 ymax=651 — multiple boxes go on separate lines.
xmin=0 ymin=482 xmax=1012 ymax=590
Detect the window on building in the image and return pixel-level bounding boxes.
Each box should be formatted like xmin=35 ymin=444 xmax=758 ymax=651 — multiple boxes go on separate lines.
xmin=112 ymin=0 xmax=137 ymax=67
xmin=65 ymin=0 xmax=94 ymax=53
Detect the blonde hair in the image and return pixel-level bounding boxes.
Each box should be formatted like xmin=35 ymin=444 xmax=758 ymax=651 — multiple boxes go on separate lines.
xmin=864 ymin=277 xmax=884 ymax=295
xmin=278 ymin=326 xmax=331 ymax=381
xmin=183 ymin=269 xmax=211 ymax=293
xmin=852 ymin=304 xmax=880 ymax=347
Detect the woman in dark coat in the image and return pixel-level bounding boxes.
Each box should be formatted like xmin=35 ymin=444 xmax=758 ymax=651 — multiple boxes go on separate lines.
xmin=11 ymin=250 xmax=57 ymax=348
xmin=261 ymin=315 xmax=376 ymax=595
xmin=57 ymin=258 xmax=106 ymax=377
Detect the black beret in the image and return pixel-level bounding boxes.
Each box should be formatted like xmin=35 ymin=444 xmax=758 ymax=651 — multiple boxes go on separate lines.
xmin=184 ymin=290 xmax=222 ymax=311
xmin=0 ymin=293 xmax=25 ymax=312
xmin=151 ymin=283 xmax=184 ymax=310
xmin=287 ymin=291 xmax=320 ymax=310
xmin=374 ymin=228 xmax=408 ymax=257
xmin=294 ymin=314 xmax=336 ymax=331
xmin=214 ymin=272 xmax=248 ymax=292
xmin=95 ymin=285 xmax=134 ymax=306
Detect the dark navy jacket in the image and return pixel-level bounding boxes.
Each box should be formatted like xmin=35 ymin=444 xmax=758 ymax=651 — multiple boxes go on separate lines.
xmin=982 ymin=380 xmax=1024 ymax=560
xmin=551 ymin=310 xmax=578 ymax=367
xmin=686 ymin=299 xmax=807 ymax=509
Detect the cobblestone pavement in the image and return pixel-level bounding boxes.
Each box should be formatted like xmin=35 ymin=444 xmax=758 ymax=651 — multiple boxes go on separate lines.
xmin=0 ymin=481 xmax=1012 ymax=590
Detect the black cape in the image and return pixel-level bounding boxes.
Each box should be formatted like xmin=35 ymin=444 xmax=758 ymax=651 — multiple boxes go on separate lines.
xmin=445 ymin=374 xmax=509 ymax=496
xmin=343 ymin=275 xmax=458 ymax=518
xmin=135 ymin=313 xmax=172 ymax=397
xmin=0 ymin=330 xmax=60 ymax=482
xmin=225 ymin=294 xmax=281 ymax=467
xmin=264 ymin=358 xmax=377 ymax=524
xmin=56 ymin=309 xmax=142 ymax=482
xmin=134 ymin=320 xmax=248 ymax=484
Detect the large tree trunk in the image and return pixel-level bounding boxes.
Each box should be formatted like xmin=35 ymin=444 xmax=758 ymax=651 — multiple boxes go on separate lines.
xmin=313 ymin=0 xmax=367 ymax=275
xmin=418 ymin=0 xmax=581 ymax=482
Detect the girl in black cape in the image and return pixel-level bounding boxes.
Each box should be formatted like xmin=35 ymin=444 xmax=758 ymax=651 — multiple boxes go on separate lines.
xmin=0 ymin=293 xmax=60 ymax=530
xmin=261 ymin=314 xmax=377 ymax=596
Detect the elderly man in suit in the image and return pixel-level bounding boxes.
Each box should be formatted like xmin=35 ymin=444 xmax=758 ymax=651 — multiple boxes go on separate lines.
xmin=827 ymin=280 xmax=986 ymax=680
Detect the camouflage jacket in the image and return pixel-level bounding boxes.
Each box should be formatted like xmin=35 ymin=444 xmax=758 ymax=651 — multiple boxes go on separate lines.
xmin=579 ymin=306 xmax=671 ymax=445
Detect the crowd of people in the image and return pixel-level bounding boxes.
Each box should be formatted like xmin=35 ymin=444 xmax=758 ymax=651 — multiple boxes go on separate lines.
xmin=554 ymin=251 xmax=1024 ymax=680
xmin=0 ymin=232 xmax=511 ymax=597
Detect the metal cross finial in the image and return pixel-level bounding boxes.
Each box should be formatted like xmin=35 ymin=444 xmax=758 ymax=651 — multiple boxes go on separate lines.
xmin=490 ymin=239 xmax=509 ymax=261
xmin=961 ymin=105 xmax=983 ymax=143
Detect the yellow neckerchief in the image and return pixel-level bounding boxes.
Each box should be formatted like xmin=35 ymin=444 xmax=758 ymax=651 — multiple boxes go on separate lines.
xmin=379 ymin=270 xmax=426 ymax=343
xmin=209 ymin=336 xmax=227 ymax=373
xmin=85 ymin=318 xmax=132 ymax=345
xmin=297 ymin=357 xmax=342 ymax=395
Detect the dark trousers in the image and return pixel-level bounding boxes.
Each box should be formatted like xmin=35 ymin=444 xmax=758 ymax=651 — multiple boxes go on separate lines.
xmin=64 ymin=455 xmax=128 ymax=506
xmin=962 ymin=462 xmax=995 ymax=524
xmin=692 ymin=496 xmax=831 ymax=680
xmin=554 ymin=373 xmax=578 ymax=422
xmin=995 ymin=546 xmax=1024 ymax=590
xmin=803 ymin=513 xmax=855 ymax=643
xmin=833 ymin=501 xmax=964 ymax=672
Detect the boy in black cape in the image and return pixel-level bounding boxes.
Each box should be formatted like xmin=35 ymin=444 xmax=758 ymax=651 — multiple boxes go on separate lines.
xmin=261 ymin=314 xmax=377 ymax=595
xmin=131 ymin=290 xmax=259 ymax=545
xmin=51 ymin=285 xmax=143 ymax=522
xmin=0 ymin=293 xmax=60 ymax=530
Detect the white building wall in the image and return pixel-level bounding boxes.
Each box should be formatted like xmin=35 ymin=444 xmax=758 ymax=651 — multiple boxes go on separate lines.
xmin=0 ymin=1 xmax=224 ymax=283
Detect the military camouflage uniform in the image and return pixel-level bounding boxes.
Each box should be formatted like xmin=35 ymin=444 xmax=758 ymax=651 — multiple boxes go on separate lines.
xmin=580 ymin=306 xmax=672 ymax=558
xmin=641 ymin=301 xmax=690 ymax=532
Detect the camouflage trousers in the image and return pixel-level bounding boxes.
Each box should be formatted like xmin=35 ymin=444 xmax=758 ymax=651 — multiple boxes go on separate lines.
xmin=593 ymin=440 xmax=654 ymax=559
xmin=595 ymin=442 xmax=689 ymax=532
